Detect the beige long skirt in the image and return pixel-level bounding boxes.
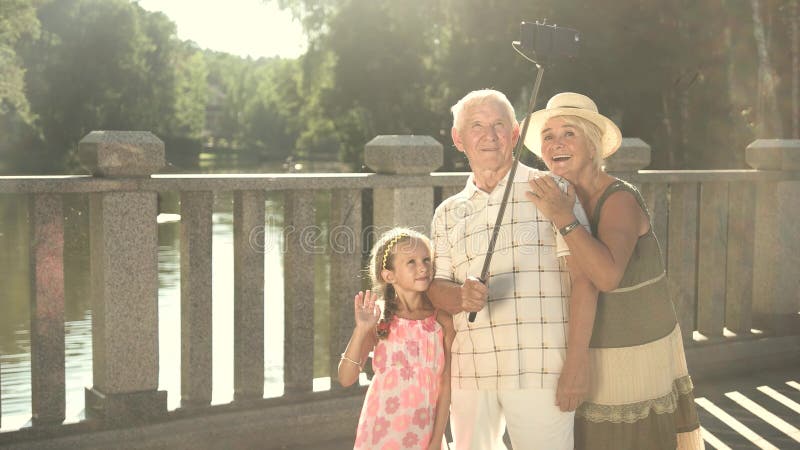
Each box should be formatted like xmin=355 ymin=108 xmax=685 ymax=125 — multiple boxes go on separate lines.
xmin=575 ymin=324 xmax=705 ymax=450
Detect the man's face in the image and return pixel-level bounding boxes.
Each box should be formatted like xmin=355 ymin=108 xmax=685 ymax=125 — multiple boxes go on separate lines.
xmin=452 ymin=100 xmax=520 ymax=175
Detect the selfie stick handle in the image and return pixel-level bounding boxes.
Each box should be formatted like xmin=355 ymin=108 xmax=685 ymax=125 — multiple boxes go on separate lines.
xmin=468 ymin=63 xmax=545 ymax=323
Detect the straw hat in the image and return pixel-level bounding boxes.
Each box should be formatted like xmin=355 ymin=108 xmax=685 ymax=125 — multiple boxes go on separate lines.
xmin=523 ymin=92 xmax=622 ymax=158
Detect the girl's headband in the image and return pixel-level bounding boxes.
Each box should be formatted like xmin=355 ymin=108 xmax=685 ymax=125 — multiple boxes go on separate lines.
xmin=381 ymin=233 xmax=408 ymax=270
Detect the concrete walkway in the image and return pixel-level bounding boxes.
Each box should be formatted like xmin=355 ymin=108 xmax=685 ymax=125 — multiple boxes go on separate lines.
xmin=694 ymin=365 xmax=799 ymax=449
xmin=287 ymin=365 xmax=800 ymax=450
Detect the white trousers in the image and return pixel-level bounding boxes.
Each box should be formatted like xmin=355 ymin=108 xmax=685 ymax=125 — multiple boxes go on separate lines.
xmin=450 ymin=387 xmax=574 ymax=450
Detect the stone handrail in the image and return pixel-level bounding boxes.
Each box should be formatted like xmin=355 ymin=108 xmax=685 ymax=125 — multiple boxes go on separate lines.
xmin=0 ymin=132 xmax=798 ymax=449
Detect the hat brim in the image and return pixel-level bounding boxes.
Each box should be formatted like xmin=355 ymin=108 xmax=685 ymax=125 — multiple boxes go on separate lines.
xmin=522 ymin=108 xmax=622 ymax=158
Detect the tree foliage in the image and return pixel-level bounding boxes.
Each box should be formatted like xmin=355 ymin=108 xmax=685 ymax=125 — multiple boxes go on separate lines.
xmin=0 ymin=0 xmax=41 ymax=172
xmin=9 ymin=0 xmax=207 ymax=172
xmin=273 ymin=0 xmax=799 ymax=170
xmin=1 ymin=0 xmax=798 ymax=172
xmin=203 ymin=52 xmax=302 ymax=160
xmin=0 ymin=0 xmax=39 ymax=119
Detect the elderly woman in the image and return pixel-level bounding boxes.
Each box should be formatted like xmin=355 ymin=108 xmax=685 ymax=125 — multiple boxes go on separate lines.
xmin=524 ymin=93 xmax=704 ymax=450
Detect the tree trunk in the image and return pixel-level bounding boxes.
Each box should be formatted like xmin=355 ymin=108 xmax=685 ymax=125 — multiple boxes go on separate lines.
xmin=750 ymin=0 xmax=783 ymax=137
xmin=661 ymin=94 xmax=676 ymax=169
xmin=679 ymin=84 xmax=691 ymax=168
xmin=791 ymin=0 xmax=799 ymax=138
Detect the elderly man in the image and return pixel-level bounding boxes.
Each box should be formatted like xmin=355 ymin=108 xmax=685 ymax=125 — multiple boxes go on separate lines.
xmin=428 ymin=89 xmax=597 ymax=450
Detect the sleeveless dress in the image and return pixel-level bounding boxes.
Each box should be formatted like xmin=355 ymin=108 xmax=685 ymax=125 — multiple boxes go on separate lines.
xmin=574 ymin=180 xmax=705 ymax=450
xmin=354 ymin=314 xmax=447 ymax=450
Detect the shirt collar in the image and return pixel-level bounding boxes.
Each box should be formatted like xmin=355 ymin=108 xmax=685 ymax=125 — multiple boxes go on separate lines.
xmin=463 ymin=163 xmax=534 ymax=198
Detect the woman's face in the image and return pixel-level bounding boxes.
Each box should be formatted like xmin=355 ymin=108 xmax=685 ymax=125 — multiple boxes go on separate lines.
xmin=540 ymin=116 xmax=594 ymax=179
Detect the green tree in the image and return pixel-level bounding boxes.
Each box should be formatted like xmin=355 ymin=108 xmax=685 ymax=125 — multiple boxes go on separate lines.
xmin=271 ymin=0 xmax=444 ymax=168
xmin=18 ymin=0 xmax=206 ymax=172
xmin=0 ymin=0 xmax=41 ymax=173
xmin=0 ymin=0 xmax=39 ymax=119
xmin=203 ymin=52 xmax=302 ymax=160
xmin=243 ymin=59 xmax=303 ymax=159
xmin=273 ymin=0 xmax=798 ymax=170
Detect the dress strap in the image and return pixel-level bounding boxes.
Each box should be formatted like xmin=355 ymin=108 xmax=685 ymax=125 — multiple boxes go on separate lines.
xmin=590 ymin=179 xmax=651 ymax=234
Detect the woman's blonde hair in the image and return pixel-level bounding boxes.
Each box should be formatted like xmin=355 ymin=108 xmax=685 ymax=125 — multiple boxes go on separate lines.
xmin=368 ymin=227 xmax=431 ymax=338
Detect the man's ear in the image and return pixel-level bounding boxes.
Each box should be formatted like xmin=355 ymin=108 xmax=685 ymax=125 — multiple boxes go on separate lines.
xmin=451 ymin=126 xmax=466 ymax=153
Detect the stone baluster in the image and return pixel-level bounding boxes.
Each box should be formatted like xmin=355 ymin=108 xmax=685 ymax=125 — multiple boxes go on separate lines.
xmin=365 ymin=135 xmax=443 ymax=235
xmin=329 ymin=189 xmax=363 ymax=391
xmin=667 ymin=182 xmax=700 ymax=344
xmin=234 ymin=190 xmax=266 ymax=400
xmin=746 ymin=139 xmax=800 ymax=334
xmin=284 ymin=190 xmax=315 ymax=394
xmin=697 ymin=181 xmax=728 ymax=338
xmin=78 ymin=131 xmax=167 ymax=425
xmin=726 ymin=182 xmax=756 ymax=334
xmin=29 ymin=194 xmax=66 ymax=426
xmin=180 ymin=191 xmax=214 ymax=407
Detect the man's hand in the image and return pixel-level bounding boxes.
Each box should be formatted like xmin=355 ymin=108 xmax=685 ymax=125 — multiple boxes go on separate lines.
xmin=556 ymin=351 xmax=590 ymax=412
xmin=461 ymin=276 xmax=488 ymax=313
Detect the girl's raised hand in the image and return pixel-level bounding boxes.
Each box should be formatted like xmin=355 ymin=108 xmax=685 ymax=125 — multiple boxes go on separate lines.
xmin=353 ymin=290 xmax=380 ymax=330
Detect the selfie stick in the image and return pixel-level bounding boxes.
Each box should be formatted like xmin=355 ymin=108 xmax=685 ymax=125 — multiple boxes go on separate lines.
xmin=469 ymin=60 xmax=545 ymax=323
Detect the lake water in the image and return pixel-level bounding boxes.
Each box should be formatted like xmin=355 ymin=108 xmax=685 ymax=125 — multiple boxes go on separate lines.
xmin=0 ymin=188 xmax=340 ymax=431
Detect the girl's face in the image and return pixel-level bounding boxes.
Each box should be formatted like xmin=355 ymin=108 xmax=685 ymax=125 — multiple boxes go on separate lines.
xmin=384 ymin=239 xmax=432 ymax=294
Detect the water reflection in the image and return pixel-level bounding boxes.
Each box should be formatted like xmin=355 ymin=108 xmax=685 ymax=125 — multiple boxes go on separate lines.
xmin=0 ymin=190 xmax=334 ymax=428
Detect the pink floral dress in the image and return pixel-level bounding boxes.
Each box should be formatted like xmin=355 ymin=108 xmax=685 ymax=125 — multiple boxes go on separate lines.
xmin=354 ymin=314 xmax=446 ymax=450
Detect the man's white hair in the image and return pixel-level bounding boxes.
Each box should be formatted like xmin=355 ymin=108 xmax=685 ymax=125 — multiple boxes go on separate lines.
xmin=451 ymin=89 xmax=516 ymax=130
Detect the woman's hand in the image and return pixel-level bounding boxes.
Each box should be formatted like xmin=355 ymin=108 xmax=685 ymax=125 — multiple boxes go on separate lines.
xmin=526 ymin=175 xmax=576 ymax=227
xmin=354 ymin=290 xmax=380 ymax=330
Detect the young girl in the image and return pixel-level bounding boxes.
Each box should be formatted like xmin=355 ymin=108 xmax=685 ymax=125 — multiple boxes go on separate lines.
xmin=339 ymin=228 xmax=454 ymax=450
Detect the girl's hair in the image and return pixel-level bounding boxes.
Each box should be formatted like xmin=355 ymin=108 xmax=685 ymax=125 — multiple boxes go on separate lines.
xmin=368 ymin=227 xmax=432 ymax=339
xmin=557 ymin=115 xmax=604 ymax=171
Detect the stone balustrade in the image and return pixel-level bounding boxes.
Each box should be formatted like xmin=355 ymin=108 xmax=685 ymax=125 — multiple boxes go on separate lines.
xmin=0 ymin=133 xmax=798 ymax=449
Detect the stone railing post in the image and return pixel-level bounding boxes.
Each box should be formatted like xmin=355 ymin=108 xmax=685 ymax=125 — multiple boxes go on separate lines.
xmin=605 ymin=139 xmax=661 ymax=242
xmin=605 ymin=139 xmax=663 ymax=243
xmin=603 ymin=137 xmax=651 ymax=173
xmin=365 ymin=135 xmax=443 ymax=235
xmin=78 ymin=131 xmax=167 ymax=425
xmin=746 ymin=139 xmax=800 ymax=334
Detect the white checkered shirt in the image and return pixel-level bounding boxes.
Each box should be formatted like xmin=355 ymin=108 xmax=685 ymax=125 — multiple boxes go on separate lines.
xmin=431 ymin=163 xmax=589 ymax=390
